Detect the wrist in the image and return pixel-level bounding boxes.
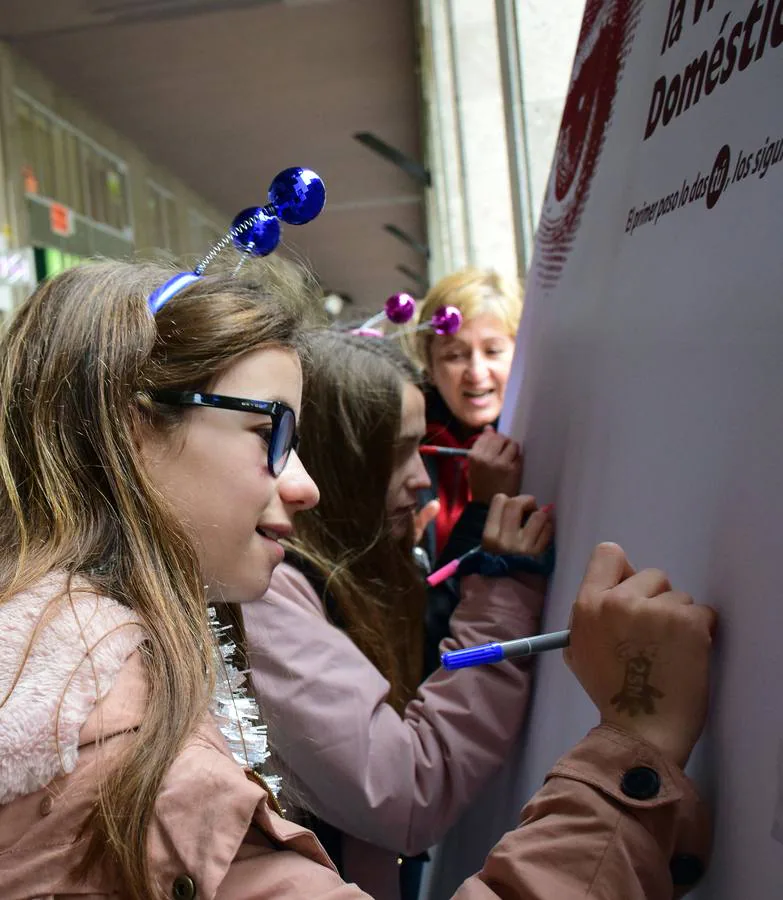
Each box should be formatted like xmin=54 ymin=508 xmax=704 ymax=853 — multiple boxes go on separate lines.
xmin=599 ymin=717 xmax=692 ymax=770
xmin=459 ymin=546 xmax=555 ymax=579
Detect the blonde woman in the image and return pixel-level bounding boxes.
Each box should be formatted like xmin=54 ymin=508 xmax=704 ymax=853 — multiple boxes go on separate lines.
xmin=412 ymin=268 xmax=524 ymax=564
xmin=411 ymin=269 xmax=527 ymax=668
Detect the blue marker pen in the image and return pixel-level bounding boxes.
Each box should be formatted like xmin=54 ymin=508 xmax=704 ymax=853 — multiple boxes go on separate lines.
xmin=441 ymin=629 xmax=570 ymax=671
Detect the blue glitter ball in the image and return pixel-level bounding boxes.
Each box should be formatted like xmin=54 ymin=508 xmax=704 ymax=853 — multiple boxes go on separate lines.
xmin=231 ymin=207 xmax=281 ymax=256
xmin=268 ymin=167 xmax=326 ymax=226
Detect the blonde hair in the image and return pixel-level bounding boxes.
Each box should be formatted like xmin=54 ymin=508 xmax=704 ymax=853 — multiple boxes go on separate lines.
xmin=0 ymin=259 xmax=308 ymax=900
xmin=412 ymin=268 xmax=523 ymax=370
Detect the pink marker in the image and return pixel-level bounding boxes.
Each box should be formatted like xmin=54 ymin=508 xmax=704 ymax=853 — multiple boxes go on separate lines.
xmin=426 ymin=548 xmax=479 ymax=587
xmin=425 ymin=504 xmax=555 ymax=587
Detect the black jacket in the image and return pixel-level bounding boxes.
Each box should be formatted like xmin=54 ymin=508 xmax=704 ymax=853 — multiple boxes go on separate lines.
xmin=418 ymin=389 xmax=496 ymax=675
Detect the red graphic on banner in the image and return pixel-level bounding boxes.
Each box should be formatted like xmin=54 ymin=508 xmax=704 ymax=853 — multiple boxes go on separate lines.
xmin=537 ymin=0 xmax=642 ymax=287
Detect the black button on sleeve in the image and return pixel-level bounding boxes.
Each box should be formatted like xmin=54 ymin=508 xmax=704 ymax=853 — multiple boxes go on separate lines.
xmin=670 ymin=853 xmax=705 ymax=887
xmin=172 ymin=875 xmax=196 ymax=899
xmin=620 ymin=765 xmax=661 ymax=800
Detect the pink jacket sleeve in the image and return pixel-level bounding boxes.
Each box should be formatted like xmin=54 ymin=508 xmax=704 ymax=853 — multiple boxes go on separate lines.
xmin=243 ymin=562 xmax=543 ymax=856
xmin=0 ymin=654 xmax=708 ymax=899
xmin=225 ymin=727 xmax=709 ymax=900
xmin=235 ymin=727 xmax=709 ymax=900
xmin=449 ymin=726 xmax=710 ymax=900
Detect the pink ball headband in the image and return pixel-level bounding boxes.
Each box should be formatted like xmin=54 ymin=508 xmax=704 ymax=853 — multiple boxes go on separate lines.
xmin=147 ymin=166 xmax=326 ymax=314
xmin=355 ymin=292 xmax=462 ymax=339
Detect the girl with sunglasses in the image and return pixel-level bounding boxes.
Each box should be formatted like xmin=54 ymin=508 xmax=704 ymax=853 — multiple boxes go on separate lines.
xmin=0 ymin=261 xmax=714 ymax=900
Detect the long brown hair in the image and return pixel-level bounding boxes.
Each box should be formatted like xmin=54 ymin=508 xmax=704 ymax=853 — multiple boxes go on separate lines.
xmin=0 ymin=259 xmax=308 ymax=899
xmin=287 ymin=331 xmax=426 ymax=712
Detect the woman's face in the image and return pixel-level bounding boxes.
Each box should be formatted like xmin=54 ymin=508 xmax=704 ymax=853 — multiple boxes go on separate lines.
xmin=428 ymin=312 xmax=516 ymax=430
xmin=386 ymin=383 xmax=430 ymax=538
xmin=140 ymin=347 xmax=319 ymax=604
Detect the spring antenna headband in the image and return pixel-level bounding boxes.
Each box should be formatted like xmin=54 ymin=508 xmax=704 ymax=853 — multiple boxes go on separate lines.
xmin=147 ymin=167 xmax=326 ymax=314
xmin=354 ymin=291 xmax=463 ymax=340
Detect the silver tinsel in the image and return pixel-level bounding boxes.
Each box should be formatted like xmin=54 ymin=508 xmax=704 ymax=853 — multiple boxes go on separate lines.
xmin=208 ymin=607 xmax=282 ymax=797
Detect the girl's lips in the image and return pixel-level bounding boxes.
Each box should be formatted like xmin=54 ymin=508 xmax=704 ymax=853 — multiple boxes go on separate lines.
xmin=256 ymin=523 xmax=293 ymax=540
xmin=256 ymin=529 xmax=285 ymax=561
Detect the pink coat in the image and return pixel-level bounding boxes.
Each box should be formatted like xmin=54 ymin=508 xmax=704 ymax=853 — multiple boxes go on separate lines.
xmin=242 ymin=564 xmax=545 ymax=899
xmin=0 ymin=578 xmax=710 ymax=899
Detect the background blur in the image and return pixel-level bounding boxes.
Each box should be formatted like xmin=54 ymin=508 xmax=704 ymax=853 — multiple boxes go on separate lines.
xmin=0 ymin=0 xmax=582 ymax=318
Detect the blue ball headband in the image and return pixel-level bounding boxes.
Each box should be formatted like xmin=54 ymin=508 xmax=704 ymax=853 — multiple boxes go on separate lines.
xmin=147 ymin=166 xmax=326 ymax=314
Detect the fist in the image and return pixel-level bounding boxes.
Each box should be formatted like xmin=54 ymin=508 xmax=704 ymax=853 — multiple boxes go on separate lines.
xmin=481 ymin=494 xmax=554 ymax=557
xmin=480 ymin=494 xmax=554 ymax=593
xmin=468 ymin=427 xmax=523 ymax=505
xmin=564 ymin=543 xmax=717 ymax=768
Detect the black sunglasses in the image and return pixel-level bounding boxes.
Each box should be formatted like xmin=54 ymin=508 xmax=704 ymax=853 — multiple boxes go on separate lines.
xmin=152 ymin=390 xmax=299 ymax=477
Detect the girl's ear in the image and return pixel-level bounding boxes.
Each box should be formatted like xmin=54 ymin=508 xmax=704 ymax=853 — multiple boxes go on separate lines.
xmin=130 ymin=391 xmax=170 ymax=458
xmin=130 ymin=392 xmax=153 ymax=452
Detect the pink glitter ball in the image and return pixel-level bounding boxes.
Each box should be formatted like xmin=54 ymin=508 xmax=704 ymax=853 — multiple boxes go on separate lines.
xmin=431 ymin=305 xmax=462 ymax=335
xmin=384 ymin=292 xmax=417 ymax=324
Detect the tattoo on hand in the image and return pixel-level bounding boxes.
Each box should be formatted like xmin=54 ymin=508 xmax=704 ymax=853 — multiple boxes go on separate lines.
xmin=610 ymin=649 xmax=664 ymax=716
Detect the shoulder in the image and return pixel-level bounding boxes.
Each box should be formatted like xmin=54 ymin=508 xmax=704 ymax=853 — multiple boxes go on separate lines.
xmin=0 ymin=573 xmax=145 ymax=804
xmin=262 ymin=561 xmax=329 ymax=618
xmin=149 ymin=717 xmax=342 ymax=898
xmin=79 ymin=648 xmax=148 ymax=746
xmin=0 ymin=708 xmax=340 ymax=900
xmin=244 ymin=564 xmax=387 ymax=700
xmin=242 ymin=562 xmax=336 ymax=668
xmin=146 ymin=717 xmax=267 ymax=894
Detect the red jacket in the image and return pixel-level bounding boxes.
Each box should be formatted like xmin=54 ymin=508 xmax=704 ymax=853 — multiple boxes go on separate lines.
xmin=422 ymin=387 xmax=486 ymax=558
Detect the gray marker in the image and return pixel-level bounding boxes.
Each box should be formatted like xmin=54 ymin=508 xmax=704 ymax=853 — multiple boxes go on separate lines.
xmin=442 ymin=629 xmax=571 ymax=670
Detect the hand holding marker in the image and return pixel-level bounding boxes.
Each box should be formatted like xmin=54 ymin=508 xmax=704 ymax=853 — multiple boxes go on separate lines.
xmin=426 ymin=500 xmax=555 ymax=587
xmin=426 ymin=495 xmax=564 ymax=670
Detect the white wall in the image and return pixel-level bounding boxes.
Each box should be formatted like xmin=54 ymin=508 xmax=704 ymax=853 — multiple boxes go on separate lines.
xmin=419 ymin=0 xmax=517 ymax=282
xmin=496 ymin=0 xmax=583 ymax=272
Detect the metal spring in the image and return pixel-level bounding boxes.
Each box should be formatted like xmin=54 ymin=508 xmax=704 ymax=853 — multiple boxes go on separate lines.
xmin=233 ymin=249 xmax=252 ymax=276
xmin=194 ymin=210 xmax=270 ymax=276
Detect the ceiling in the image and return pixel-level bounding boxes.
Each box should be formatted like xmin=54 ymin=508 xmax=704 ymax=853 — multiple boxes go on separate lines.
xmin=2 ymin=0 xmax=427 ymax=310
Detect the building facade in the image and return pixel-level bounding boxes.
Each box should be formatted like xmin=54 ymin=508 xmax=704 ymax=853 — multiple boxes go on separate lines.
xmin=0 ymin=42 xmax=225 ymax=314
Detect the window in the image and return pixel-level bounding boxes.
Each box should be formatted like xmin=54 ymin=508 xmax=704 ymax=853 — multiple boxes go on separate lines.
xmin=32 ymin=112 xmax=54 ymax=199
xmin=16 ymin=92 xmax=132 ymax=236
xmin=148 ymin=180 xmax=180 ymax=253
xmin=63 ymin=132 xmax=84 ymax=215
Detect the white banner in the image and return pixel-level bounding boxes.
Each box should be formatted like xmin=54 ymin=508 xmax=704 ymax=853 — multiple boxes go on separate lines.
xmin=430 ymin=1 xmax=783 ymax=897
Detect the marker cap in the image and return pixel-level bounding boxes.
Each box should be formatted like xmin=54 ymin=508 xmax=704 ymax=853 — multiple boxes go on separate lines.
xmin=441 ymin=642 xmax=503 ymax=671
